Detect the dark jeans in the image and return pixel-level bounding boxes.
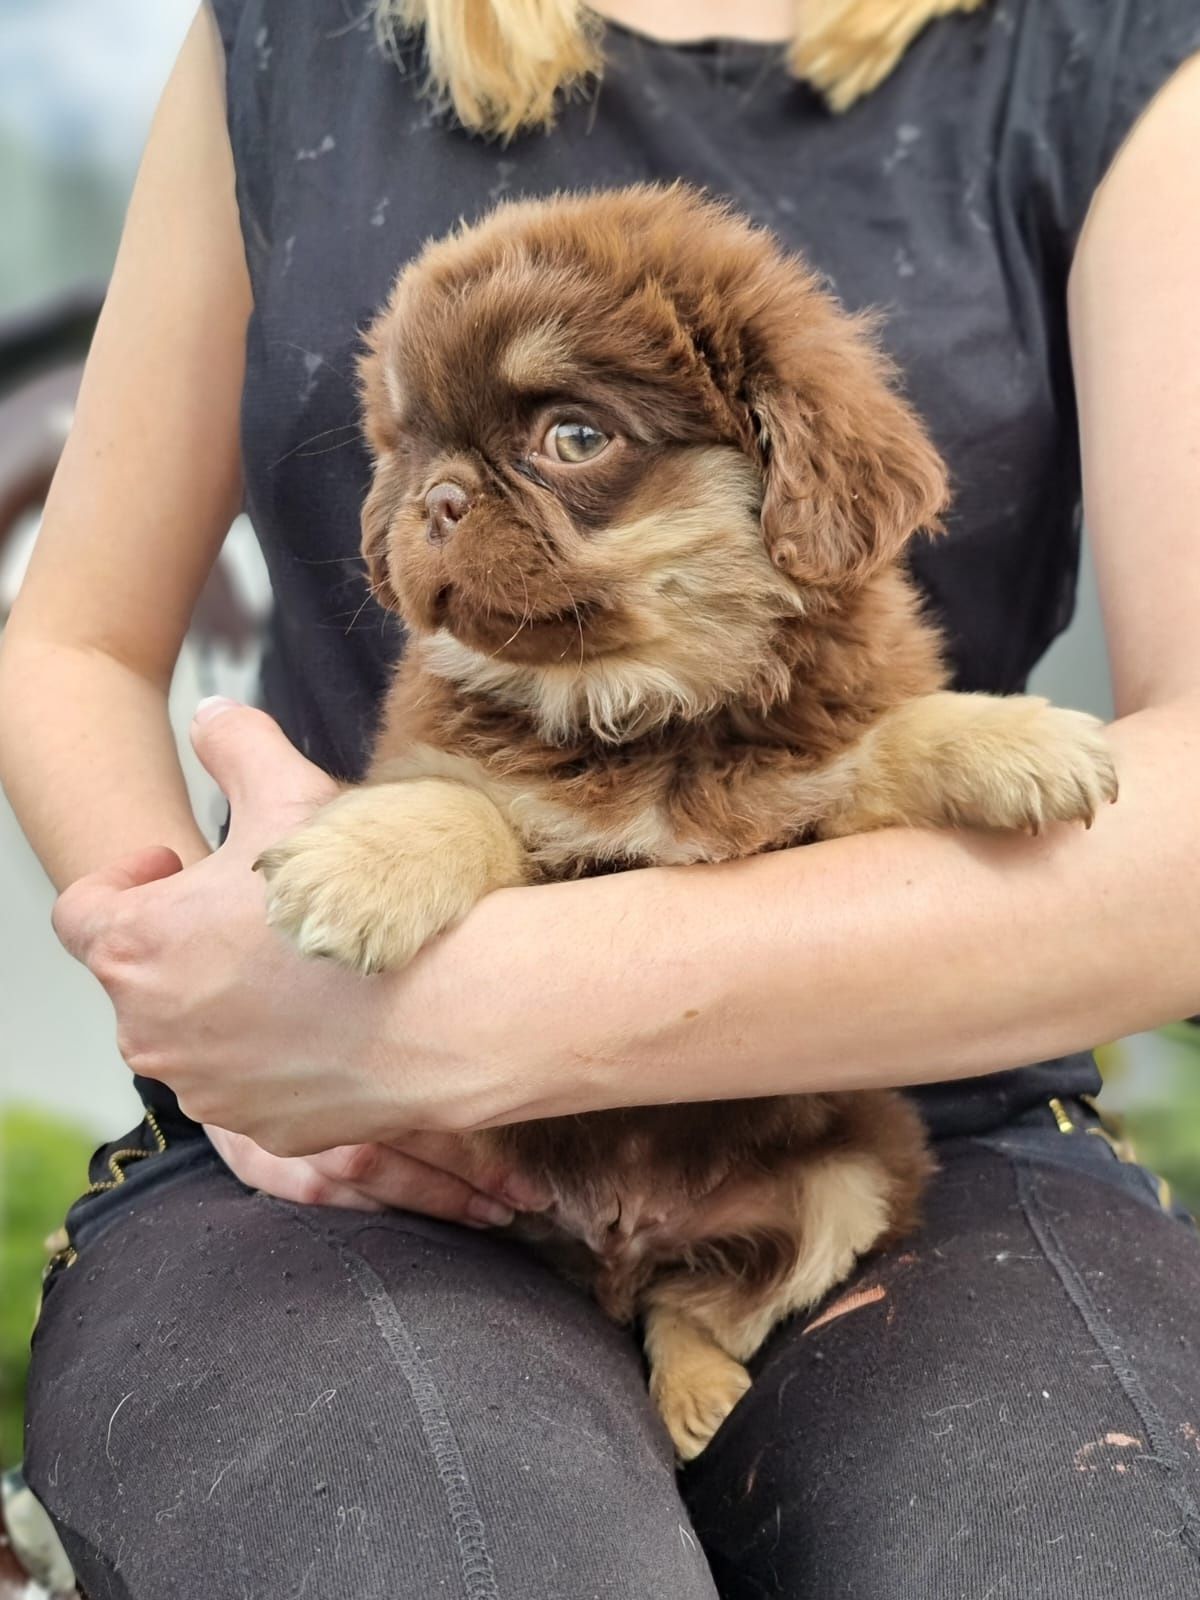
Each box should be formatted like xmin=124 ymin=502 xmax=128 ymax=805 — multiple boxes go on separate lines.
xmin=24 ymin=1102 xmax=1200 ymax=1599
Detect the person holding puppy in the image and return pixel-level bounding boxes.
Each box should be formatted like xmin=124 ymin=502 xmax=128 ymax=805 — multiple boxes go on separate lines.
xmin=3 ymin=2 xmax=1200 ymax=1596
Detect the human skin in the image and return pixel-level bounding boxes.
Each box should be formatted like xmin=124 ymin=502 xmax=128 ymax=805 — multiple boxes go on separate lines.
xmin=2 ymin=9 xmax=1199 ymax=1196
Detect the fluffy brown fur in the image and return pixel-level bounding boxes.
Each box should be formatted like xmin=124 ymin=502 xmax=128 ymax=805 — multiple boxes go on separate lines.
xmin=256 ymin=185 xmax=1116 ymax=1458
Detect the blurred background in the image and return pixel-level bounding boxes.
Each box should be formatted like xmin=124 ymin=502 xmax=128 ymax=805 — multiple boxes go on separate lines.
xmin=0 ymin=0 xmax=272 ymax=1505
xmin=1 ymin=0 xmax=1198 ymax=1507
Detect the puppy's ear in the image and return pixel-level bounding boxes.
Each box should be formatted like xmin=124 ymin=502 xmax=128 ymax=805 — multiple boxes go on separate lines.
xmin=750 ymin=327 xmax=949 ymax=592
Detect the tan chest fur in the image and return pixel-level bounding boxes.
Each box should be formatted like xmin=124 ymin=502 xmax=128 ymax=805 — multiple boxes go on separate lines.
xmin=368 ymin=572 xmax=948 ymax=876
xmin=372 ymin=734 xmax=866 ymax=876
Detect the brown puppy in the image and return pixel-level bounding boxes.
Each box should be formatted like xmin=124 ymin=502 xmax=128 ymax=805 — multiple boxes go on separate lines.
xmin=257 ymin=185 xmax=1116 ymax=1459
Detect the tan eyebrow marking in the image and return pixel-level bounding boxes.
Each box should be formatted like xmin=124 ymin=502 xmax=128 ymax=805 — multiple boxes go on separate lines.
xmin=498 ymin=323 xmax=573 ymax=389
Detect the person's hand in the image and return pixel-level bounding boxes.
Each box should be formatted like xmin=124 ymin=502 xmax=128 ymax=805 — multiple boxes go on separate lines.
xmin=50 ymin=698 xmax=548 ymax=1156
xmin=204 ymin=1123 xmax=546 ymax=1227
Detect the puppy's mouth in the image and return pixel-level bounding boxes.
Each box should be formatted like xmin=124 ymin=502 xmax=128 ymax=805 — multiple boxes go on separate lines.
xmin=431 ymin=584 xmax=617 ymax=664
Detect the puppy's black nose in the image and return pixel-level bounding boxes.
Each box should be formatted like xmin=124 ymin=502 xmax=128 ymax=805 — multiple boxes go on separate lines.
xmin=425 ymin=482 xmax=471 ymax=545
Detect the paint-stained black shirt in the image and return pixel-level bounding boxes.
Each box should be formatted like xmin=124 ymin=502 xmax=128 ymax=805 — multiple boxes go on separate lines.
xmin=192 ymin=0 xmax=1200 ymax=1138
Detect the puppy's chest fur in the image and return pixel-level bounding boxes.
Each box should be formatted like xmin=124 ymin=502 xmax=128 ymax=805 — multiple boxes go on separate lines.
xmin=377 ymin=713 xmax=822 ymax=876
xmin=371 ymin=611 xmax=945 ymax=875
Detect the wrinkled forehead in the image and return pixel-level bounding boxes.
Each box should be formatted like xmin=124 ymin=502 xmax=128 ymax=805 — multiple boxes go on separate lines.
xmin=372 ymin=250 xmax=732 ymax=451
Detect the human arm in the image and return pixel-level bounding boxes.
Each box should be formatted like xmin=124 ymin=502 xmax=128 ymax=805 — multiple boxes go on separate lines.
xmin=496 ymin=52 xmax=1200 ymax=1110
xmin=0 ymin=9 xmax=533 ymax=1224
xmin=0 ymin=8 xmax=245 ymax=881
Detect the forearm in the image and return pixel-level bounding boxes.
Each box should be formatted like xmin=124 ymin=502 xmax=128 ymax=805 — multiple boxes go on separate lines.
xmin=0 ymin=633 xmax=208 ymax=888
xmin=441 ymin=693 xmax=1200 ymax=1123
xmin=0 ymin=11 xmax=248 ymax=894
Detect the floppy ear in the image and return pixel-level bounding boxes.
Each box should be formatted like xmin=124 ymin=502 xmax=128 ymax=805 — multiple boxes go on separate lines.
xmin=751 ymin=334 xmax=949 ymax=592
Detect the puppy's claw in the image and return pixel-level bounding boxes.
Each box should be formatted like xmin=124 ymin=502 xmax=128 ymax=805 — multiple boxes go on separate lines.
xmin=950 ymin=702 xmax=1118 ymax=836
xmin=260 ymin=832 xmax=420 ymax=976
xmin=257 ymin=782 xmax=524 ymax=975
xmin=258 ymin=813 xmax=452 ymax=975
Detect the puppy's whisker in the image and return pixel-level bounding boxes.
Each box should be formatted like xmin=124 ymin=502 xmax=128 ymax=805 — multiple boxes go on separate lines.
xmin=487 ymin=563 xmax=535 ymax=657
xmin=494 ymin=613 xmax=532 ymax=653
xmin=546 ymin=564 xmax=587 ymax=671
xmin=293 ymin=437 xmax=360 ymax=462
xmin=339 ymin=575 xmax=393 ymax=635
xmin=270 ymin=423 xmax=360 ymax=470
xmin=292 ymin=553 xmax=363 ymax=567
xmin=341 ymin=594 xmax=376 ymax=635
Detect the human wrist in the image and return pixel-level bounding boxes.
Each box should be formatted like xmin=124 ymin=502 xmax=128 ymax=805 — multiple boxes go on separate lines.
xmin=435 ymin=867 xmax=716 ymax=1126
xmin=364 ymin=877 xmax=621 ymax=1133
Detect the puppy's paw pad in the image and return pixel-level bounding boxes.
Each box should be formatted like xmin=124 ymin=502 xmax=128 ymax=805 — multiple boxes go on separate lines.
xmin=652 ymin=1352 xmax=752 ymax=1463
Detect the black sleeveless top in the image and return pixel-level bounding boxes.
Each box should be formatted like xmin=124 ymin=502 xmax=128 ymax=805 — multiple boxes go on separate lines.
xmin=192 ymin=0 xmax=1199 ymax=1140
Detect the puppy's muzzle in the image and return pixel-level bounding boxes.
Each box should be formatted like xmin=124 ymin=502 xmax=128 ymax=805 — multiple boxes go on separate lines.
xmin=425 ymin=482 xmax=472 ymax=545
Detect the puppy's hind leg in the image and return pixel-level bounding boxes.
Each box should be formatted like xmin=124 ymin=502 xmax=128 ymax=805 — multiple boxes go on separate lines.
xmin=643 ymin=1138 xmax=918 ymax=1459
xmin=643 ymin=1302 xmax=753 ymax=1464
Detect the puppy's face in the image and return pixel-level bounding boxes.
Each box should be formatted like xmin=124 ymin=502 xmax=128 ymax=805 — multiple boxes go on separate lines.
xmin=360 ymin=186 xmax=947 ymax=739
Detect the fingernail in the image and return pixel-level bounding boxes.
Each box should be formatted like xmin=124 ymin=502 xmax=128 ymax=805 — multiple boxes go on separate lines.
xmin=501 ymin=1178 xmax=551 ymax=1212
xmin=466 ymin=1196 xmax=515 ymax=1228
xmin=194 ymin=696 xmax=240 ymax=724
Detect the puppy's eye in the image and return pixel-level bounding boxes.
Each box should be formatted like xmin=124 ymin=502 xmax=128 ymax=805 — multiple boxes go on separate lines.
xmin=543 ymin=421 xmax=610 ymax=464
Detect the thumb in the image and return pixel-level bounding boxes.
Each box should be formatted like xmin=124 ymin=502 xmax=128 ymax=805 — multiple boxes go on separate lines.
xmin=190 ymin=699 xmax=335 ymax=829
xmin=52 ymin=845 xmax=183 ymax=962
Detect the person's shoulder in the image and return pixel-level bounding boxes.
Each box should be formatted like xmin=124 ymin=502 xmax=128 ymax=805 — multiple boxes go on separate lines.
xmin=1008 ymin=0 xmax=1200 ymax=242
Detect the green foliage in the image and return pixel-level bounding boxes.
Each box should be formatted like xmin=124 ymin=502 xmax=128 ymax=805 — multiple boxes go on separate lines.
xmin=0 ymin=1107 xmax=94 ymax=1468
xmin=1098 ymin=1024 xmax=1200 ymax=1216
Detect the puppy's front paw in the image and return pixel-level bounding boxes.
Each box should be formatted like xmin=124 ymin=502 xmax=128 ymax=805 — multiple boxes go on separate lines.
xmin=255 ymin=781 xmax=526 ymax=975
xmin=951 ymin=698 xmax=1118 ymax=834
xmin=256 ymin=806 xmax=449 ymax=975
xmin=651 ymin=1345 xmax=753 ymax=1463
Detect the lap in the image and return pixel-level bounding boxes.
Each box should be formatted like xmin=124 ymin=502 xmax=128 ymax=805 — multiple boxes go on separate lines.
xmin=682 ymin=1112 xmax=1200 ymax=1599
xmin=26 ymin=1108 xmax=1200 ymax=1600
xmin=25 ymin=1139 xmax=714 ymax=1600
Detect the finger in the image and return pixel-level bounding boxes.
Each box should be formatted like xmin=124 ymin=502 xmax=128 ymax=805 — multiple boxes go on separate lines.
xmin=206 ymin=1127 xmax=384 ymax=1213
xmin=189 ymin=699 xmax=335 ymax=841
xmin=395 ymin=1131 xmax=552 ymax=1211
xmin=312 ymin=1144 xmax=515 ymax=1228
xmin=51 ymin=845 xmax=183 ymax=962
